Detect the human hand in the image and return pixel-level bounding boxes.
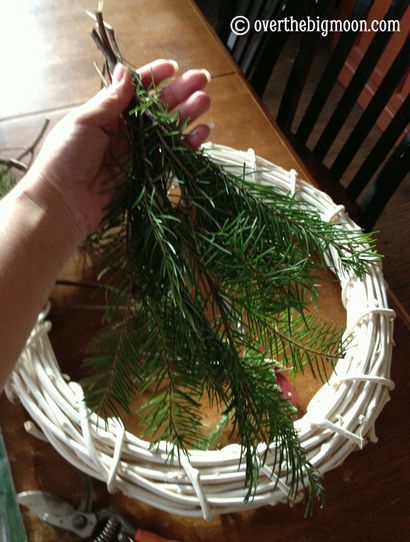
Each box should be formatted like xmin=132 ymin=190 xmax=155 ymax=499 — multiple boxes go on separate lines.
xmin=26 ymin=60 xmax=211 ymax=241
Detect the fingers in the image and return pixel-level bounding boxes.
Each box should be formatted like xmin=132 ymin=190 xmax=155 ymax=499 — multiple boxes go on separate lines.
xmin=75 ymin=64 xmax=134 ymax=128
xmin=160 ymin=69 xmax=210 ymax=111
xmin=177 ymin=91 xmax=211 ymax=127
xmin=75 ymin=60 xmax=181 ymax=130
xmin=161 ymin=69 xmax=211 ymax=149
xmin=184 ymin=124 xmax=210 ymax=149
xmin=136 ymin=59 xmax=179 ymax=87
xmin=74 ymin=61 xmax=211 ymax=147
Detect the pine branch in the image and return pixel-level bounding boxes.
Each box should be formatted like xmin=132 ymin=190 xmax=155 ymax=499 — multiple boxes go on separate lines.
xmin=0 ymin=166 xmax=17 ymax=198
xmin=80 ymin=9 xmax=380 ymax=512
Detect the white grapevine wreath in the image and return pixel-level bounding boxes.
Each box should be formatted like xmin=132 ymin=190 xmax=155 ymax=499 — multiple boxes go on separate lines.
xmin=5 ymin=143 xmax=395 ymax=521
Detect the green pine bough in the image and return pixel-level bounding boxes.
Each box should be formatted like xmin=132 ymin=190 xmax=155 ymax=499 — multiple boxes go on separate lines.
xmin=0 ymin=167 xmax=16 ymax=198
xmin=83 ymin=12 xmax=380 ymax=511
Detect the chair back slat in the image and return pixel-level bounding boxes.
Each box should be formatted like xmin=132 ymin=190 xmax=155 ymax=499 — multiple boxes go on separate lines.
xmin=361 ymin=132 xmax=410 ymax=231
xmin=296 ymin=0 xmax=374 ymax=144
xmin=347 ymin=94 xmax=410 ymax=200
xmin=247 ymin=31 xmax=288 ymax=96
xmin=276 ymin=0 xmax=331 ymax=131
xmin=229 ymin=1 xmax=263 ymax=64
xmin=216 ymin=0 xmax=243 ymax=44
xmin=244 ymin=0 xmax=294 ymax=95
xmin=330 ymin=38 xmax=410 ymax=180
xmin=313 ymin=0 xmax=408 ymax=161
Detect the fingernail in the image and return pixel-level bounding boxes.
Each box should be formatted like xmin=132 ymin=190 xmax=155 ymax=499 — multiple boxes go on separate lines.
xmin=112 ymin=63 xmax=126 ymax=86
xmin=186 ymin=128 xmax=199 ymax=139
xmin=169 ymin=59 xmax=179 ymax=73
xmin=202 ymin=69 xmax=211 ymax=82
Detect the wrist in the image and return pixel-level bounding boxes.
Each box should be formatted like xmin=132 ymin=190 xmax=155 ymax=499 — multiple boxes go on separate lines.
xmin=15 ymin=171 xmax=85 ymax=247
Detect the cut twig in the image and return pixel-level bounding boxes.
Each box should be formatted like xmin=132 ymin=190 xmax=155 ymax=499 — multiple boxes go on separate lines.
xmin=0 ymin=117 xmax=50 ymax=175
xmin=0 ymin=158 xmax=27 ymax=172
xmin=17 ymin=118 xmax=50 ymax=168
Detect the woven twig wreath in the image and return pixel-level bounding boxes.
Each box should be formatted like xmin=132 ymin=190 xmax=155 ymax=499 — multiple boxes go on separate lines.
xmin=6 ymin=143 xmax=395 ymax=521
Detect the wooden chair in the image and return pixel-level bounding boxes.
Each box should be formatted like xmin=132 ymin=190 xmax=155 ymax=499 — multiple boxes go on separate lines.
xmin=217 ymin=0 xmax=410 ymax=231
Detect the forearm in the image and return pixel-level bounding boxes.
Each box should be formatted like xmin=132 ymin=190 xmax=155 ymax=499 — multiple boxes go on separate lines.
xmin=0 ymin=174 xmax=81 ymax=390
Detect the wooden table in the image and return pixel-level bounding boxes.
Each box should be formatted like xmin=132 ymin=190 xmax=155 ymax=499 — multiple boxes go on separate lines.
xmin=1 ymin=1 xmax=409 ymax=541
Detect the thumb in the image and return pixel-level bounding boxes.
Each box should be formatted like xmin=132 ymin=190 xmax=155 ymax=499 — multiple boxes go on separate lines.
xmin=75 ymin=64 xmax=134 ymax=128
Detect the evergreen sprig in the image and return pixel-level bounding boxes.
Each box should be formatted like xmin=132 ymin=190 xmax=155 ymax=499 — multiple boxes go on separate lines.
xmin=82 ymin=11 xmax=379 ymax=511
xmin=0 ymin=166 xmax=16 ymax=199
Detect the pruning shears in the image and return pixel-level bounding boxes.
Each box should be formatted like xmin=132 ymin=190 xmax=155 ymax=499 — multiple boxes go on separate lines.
xmin=17 ymin=486 xmax=178 ymax=541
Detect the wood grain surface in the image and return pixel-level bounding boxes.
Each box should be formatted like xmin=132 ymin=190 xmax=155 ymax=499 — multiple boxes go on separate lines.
xmin=0 ymin=0 xmax=237 ymax=120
